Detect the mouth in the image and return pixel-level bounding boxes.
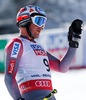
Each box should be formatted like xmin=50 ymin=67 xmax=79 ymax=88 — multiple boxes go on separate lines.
xmin=37 ymin=30 xmax=41 ymax=33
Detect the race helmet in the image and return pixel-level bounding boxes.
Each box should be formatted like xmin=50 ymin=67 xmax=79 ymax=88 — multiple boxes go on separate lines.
xmin=16 ymin=5 xmax=47 ymax=28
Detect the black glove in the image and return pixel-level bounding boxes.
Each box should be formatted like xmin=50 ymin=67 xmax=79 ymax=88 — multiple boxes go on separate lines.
xmin=68 ymin=19 xmax=83 ymax=48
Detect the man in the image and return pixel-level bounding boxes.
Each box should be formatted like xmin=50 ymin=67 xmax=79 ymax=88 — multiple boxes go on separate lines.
xmin=4 ymin=5 xmax=83 ymax=100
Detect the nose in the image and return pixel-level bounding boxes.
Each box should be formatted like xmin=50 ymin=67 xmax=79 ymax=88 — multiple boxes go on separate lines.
xmin=39 ymin=25 xmax=44 ymax=30
xmin=37 ymin=26 xmax=44 ymax=30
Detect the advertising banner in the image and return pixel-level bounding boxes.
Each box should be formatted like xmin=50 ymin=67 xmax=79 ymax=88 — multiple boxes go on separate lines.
xmin=0 ymin=39 xmax=8 ymax=72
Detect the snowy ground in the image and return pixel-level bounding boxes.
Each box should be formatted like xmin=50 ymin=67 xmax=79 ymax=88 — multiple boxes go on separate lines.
xmin=0 ymin=69 xmax=86 ymax=100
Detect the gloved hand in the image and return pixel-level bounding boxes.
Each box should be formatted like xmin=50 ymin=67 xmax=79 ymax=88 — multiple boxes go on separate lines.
xmin=68 ymin=19 xmax=83 ymax=48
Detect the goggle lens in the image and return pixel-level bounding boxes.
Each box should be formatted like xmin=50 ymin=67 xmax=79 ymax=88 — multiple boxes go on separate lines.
xmin=31 ymin=16 xmax=47 ymax=27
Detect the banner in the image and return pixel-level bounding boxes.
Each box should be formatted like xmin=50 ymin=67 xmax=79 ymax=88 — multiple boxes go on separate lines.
xmin=0 ymin=39 xmax=8 ymax=72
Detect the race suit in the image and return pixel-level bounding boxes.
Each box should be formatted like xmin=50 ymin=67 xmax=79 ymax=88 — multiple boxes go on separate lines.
xmin=4 ymin=35 xmax=76 ymax=100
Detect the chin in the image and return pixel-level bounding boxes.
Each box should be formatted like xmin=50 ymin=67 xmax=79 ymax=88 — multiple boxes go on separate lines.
xmin=34 ymin=36 xmax=39 ymax=39
xmin=36 ymin=35 xmax=39 ymax=38
xmin=36 ymin=36 xmax=39 ymax=39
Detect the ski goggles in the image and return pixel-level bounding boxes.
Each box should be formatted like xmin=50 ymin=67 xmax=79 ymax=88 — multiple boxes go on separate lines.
xmin=31 ymin=16 xmax=47 ymax=27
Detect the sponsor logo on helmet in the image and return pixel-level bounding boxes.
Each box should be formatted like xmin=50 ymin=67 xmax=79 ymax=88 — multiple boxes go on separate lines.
xmin=35 ymin=6 xmax=46 ymax=16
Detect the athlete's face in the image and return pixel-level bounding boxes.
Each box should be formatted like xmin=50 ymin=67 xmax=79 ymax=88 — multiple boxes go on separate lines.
xmin=29 ymin=23 xmax=43 ymax=38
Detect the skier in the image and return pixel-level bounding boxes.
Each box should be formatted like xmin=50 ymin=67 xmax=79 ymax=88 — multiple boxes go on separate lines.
xmin=4 ymin=5 xmax=83 ymax=100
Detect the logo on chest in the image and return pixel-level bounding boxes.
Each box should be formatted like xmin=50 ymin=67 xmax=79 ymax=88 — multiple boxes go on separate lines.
xmin=30 ymin=45 xmax=47 ymax=56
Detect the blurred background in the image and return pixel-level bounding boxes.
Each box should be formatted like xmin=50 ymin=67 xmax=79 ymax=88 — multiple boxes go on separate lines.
xmin=0 ymin=0 xmax=86 ymax=100
xmin=0 ymin=0 xmax=86 ymax=34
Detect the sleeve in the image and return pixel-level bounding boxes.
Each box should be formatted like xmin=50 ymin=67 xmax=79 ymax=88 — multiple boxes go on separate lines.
xmin=47 ymin=47 xmax=77 ymax=73
xmin=47 ymin=52 xmax=60 ymax=72
xmin=4 ymin=38 xmax=23 ymax=100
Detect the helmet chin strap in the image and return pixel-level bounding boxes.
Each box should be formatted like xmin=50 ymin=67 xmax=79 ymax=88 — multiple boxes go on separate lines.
xmin=26 ymin=26 xmax=34 ymax=39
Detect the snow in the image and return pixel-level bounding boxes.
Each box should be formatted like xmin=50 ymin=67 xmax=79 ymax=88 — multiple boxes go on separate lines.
xmin=52 ymin=69 xmax=86 ymax=100
xmin=0 ymin=69 xmax=86 ymax=100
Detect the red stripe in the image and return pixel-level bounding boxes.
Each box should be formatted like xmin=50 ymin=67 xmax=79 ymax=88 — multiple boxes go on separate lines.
xmin=49 ymin=60 xmax=60 ymax=72
xmin=19 ymin=79 xmax=53 ymax=94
